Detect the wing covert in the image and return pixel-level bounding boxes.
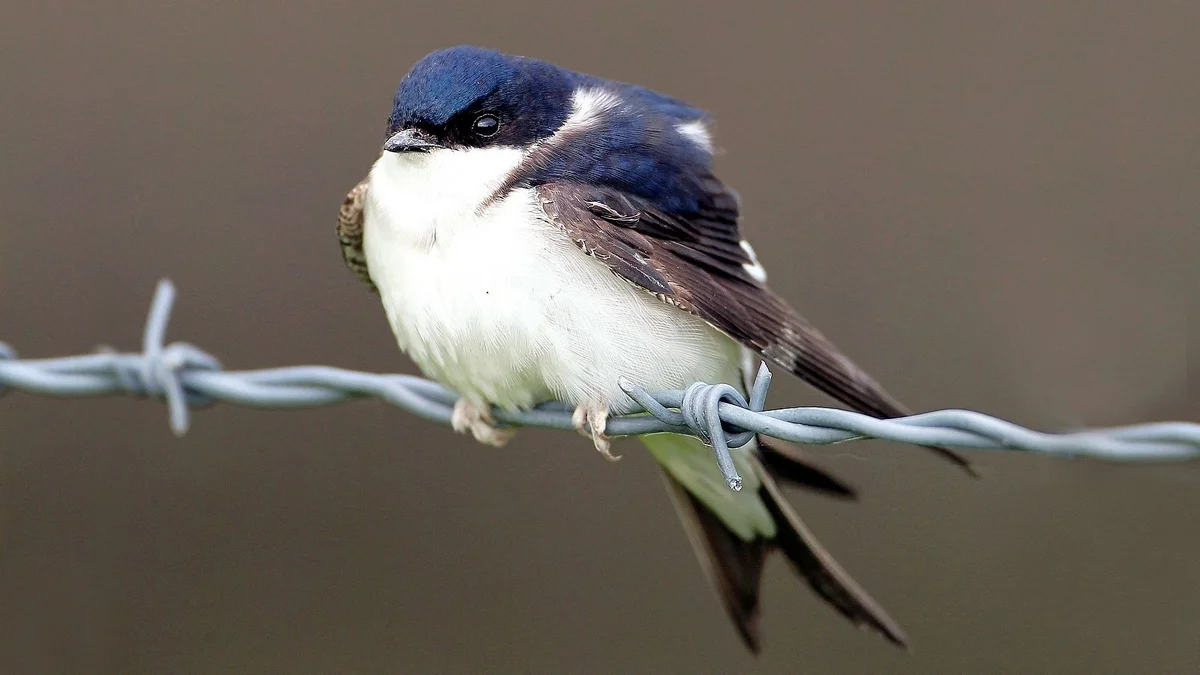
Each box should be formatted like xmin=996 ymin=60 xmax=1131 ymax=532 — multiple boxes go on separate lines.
xmin=337 ymin=179 xmax=375 ymax=292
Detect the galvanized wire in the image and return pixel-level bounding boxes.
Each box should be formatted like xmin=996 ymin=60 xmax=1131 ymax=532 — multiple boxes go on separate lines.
xmin=2 ymin=280 xmax=1198 ymax=491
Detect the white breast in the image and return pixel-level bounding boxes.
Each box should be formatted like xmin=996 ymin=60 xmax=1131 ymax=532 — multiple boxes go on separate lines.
xmin=363 ymin=148 xmax=743 ymax=413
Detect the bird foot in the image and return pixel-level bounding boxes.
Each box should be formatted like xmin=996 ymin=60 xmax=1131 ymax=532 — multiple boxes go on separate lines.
xmin=451 ymin=398 xmax=515 ymax=447
xmin=572 ymin=403 xmax=620 ymax=461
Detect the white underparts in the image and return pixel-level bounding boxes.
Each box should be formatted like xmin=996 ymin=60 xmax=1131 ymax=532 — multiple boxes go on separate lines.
xmin=362 ymin=145 xmax=744 ymax=432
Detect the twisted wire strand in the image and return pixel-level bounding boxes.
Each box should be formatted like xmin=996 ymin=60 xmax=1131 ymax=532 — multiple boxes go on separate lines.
xmin=2 ymin=280 xmax=1197 ymax=491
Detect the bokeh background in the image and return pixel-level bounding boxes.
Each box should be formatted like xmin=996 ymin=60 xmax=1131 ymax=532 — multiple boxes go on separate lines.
xmin=1 ymin=2 xmax=1198 ymax=673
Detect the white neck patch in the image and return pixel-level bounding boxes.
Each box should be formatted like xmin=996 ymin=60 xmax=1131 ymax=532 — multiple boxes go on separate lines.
xmin=675 ymin=120 xmax=713 ymax=153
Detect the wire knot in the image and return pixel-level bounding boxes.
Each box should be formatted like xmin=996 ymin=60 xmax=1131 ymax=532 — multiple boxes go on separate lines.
xmin=112 ymin=342 xmax=221 ymax=401
xmin=119 ymin=280 xmax=223 ymax=436
xmin=681 ymin=381 xmax=746 ymax=491
xmin=621 ymin=365 xmax=775 ymax=492
xmin=679 ymin=381 xmax=756 ymax=448
xmin=680 ymin=378 xmax=773 ymax=492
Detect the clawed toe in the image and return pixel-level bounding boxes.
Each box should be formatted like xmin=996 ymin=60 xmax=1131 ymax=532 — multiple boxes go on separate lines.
xmin=451 ymin=399 xmax=515 ymax=447
xmin=572 ymin=403 xmax=620 ymax=461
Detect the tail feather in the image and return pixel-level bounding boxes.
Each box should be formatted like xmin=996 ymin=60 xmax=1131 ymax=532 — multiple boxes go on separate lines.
xmin=756 ymin=437 xmax=856 ymax=500
xmin=660 ymin=452 xmax=909 ymax=652
xmin=752 ymin=454 xmax=909 ymax=648
xmin=661 ymin=472 xmax=769 ymax=652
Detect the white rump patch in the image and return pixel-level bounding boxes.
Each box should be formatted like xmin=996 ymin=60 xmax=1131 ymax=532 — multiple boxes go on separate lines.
xmin=739 ymin=240 xmax=768 ymax=283
xmin=676 ymin=120 xmax=713 ymax=153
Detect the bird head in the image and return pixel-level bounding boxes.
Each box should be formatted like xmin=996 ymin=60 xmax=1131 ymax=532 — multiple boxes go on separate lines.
xmin=382 ymin=45 xmax=575 ymax=154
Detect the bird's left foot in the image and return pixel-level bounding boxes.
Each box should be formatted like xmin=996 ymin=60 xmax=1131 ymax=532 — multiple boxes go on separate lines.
xmin=451 ymin=398 xmax=515 ymax=447
xmin=572 ymin=403 xmax=619 ymax=461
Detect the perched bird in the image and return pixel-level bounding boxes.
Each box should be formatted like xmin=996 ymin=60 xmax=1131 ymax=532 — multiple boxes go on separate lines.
xmin=337 ymin=45 xmax=972 ymax=652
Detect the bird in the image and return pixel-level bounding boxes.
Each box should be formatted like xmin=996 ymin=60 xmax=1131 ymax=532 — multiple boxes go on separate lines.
xmin=337 ymin=45 xmax=973 ymax=653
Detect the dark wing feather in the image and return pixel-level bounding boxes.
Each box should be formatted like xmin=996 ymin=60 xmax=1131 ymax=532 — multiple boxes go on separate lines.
xmin=337 ymin=179 xmax=376 ymax=292
xmin=537 ymin=180 xmax=973 ymax=473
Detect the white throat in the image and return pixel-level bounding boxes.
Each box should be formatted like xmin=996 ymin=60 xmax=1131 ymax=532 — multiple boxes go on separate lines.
xmin=366 ymin=146 xmax=527 ymax=247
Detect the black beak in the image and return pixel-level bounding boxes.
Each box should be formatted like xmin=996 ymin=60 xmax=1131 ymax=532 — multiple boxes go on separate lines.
xmin=383 ymin=128 xmax=443 ymax=153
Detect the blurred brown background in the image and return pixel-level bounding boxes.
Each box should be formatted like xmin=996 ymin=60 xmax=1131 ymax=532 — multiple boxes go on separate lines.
xmin=1 ymin=1 xmax=1197 ymax=673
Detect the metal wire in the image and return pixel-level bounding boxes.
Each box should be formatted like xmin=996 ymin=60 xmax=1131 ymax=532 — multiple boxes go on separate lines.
xmin=2 ymin=280 xmax=1198 ymax=491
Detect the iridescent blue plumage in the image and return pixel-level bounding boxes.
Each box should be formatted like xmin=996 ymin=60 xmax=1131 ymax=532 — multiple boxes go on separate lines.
xmin=387 ymin=45 xmax=717 ymax=214
xmin=390 ymin=46 xmax=518 ymax=127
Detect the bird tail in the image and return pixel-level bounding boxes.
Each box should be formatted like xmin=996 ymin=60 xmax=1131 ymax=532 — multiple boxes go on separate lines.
xmin=645 ymin=432 xmax=909 ymax=653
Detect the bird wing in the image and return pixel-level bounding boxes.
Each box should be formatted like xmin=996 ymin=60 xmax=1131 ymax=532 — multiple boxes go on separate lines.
xmin=337 ymin=179 xmax=376 ymax=292
xmin=536 ymin=179 xmax=972 ymax=473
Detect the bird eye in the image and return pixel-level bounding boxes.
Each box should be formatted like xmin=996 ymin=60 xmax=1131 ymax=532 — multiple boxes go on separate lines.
xmin=472 ymin=114 xmax=500 ymax=137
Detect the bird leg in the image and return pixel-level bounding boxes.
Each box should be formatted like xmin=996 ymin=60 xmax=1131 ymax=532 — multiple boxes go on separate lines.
xmin=451 ymin=398 xmax=515 ymax=447
xmin=572 ymin=403 xmax=620 ymax=461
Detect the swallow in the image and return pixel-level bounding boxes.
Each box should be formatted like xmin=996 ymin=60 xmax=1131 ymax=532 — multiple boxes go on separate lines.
xmin=338 ymin=45 xmax=973 ymax=652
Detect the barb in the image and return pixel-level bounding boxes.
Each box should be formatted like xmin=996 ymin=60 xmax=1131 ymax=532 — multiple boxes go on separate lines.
xmin=2 ymin=280 xmax=1198 ymax=491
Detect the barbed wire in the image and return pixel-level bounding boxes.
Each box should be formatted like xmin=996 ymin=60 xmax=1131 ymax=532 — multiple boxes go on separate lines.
xmin=2 ymin=280 xmax=1198 ymax=491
